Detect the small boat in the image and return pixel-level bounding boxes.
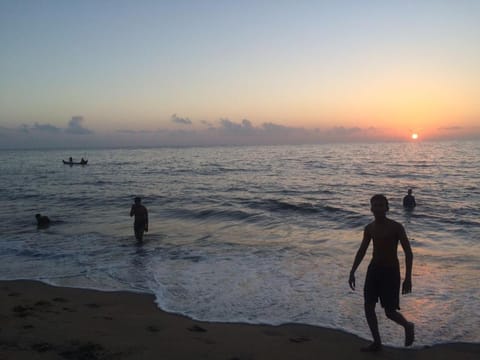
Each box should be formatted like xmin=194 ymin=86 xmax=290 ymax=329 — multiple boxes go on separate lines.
xmin=63 ymin=159 xmax=88 ymax=165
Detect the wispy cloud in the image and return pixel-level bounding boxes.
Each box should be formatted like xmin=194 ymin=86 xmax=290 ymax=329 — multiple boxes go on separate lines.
xmin=2 ymin=115 xmax=479 ymax=149
xmin=18 ymin=124 xmax=30 ymax=133
xmin=327 ymin=126 xmax=363 ymax=136
xmin=262 ymin=122 xmax=304 ymax=135
xmin=438 ymin=126 xmax=463 ymax=131
xmin=171 ymin=114 xmax=192 ymax=125
xmin=200 ymin=120 xmax=214 ymax=127
xmin=116 ymin=129 xmax=151 ymax=134
xmin=32 ymin=122 xmax=62 ymax=133
xmin=219 ymin=118 xmax=255 ymax=135
xmin=65 ymin=116 xmax=93 ymax=135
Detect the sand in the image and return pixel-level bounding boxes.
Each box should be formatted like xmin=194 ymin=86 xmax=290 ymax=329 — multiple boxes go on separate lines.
xmin=1 ymin=280 xmax=478 ymax=359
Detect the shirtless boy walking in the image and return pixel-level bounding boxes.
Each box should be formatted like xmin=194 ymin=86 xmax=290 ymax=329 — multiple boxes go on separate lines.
xmin=349 ymin=194 xmax=414 ymax=351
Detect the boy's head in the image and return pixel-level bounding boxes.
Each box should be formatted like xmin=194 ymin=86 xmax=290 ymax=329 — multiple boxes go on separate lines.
xmin=134 ymin=197 xmax=141 ymax=204
xmin=370 ymin=194 xmax=389 ymax=215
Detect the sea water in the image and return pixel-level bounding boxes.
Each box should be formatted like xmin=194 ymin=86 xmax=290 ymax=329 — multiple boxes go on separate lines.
xmin=0 ymin=141 xmax=479 ymax=347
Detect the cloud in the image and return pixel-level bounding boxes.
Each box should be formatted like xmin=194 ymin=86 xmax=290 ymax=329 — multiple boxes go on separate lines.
xmin=219 ymin=118 xmax=256 ymax=135
xmin=215 ymin=119 xmax=307 ymax=137
xmin=18 ymin=124 xmax=30 ymax=133
xmin=327 ymin=126 xmax=363 ymax=136
xmin=116 ymin=129 xmax=151 ymax=134
xmin=5 ymin=114 xmax=478 ymax=149
xmin=200 ymin=120 xmax=214 ymax=127
xmin=261 ymin=122 xmax=304 ymax=135
xmin=65 ymin=116 xmax=93 ymax=135
xmin=171 ymin=114 xmax=192 ymax=125
xmin=167 ymin=129 xmax=198 ymax=137
xmin=322 ymin=126 xmax=380 ymax=141
xmin=32 ymin=122 xmax=62 ymax=133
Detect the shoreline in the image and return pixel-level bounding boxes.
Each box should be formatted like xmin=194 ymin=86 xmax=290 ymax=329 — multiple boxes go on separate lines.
xmin=1 ymin=279 xmax=478 ymax=359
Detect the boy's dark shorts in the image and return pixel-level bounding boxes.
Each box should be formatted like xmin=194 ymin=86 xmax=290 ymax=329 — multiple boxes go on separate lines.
xmin=134 ymin=222 xmax=145 ymax=239
xmin=364 ymin=263 xmax=400 ymax=311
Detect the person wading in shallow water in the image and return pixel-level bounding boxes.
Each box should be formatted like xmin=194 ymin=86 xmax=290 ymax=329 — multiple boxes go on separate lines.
xmin=35 ymin=213 xmax=50 ymax=228
xmin=403 ymin=188 xmax=417 ymax=209
xmin=349 ymin=194 xmax=415 ymax=352
xmin=130 ymin=197 xmax=148 ymax=242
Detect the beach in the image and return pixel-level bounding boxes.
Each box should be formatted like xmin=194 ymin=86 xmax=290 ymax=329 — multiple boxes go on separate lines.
xmin=1 ymin=280 xmax=478 ymax=360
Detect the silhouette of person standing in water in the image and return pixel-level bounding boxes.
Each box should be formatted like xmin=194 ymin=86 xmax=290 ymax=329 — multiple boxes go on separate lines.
xmin=349 ymin=194 xmax=414 ymax=352
xmin=130 ymin=197 xmax=148 ymax=242
xmin=35 ymin=213 xmax=50 ymax=228
xmin=403 ymin=189 xmax=416 ymax=209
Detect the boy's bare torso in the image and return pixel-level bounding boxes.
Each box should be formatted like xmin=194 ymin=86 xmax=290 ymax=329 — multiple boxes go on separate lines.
xmin=366 ymin=218 xmax=406 ymax=267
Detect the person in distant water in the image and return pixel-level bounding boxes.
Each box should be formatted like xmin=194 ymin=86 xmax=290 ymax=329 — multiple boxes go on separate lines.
xmin=35 ymin=213 xmax=50 ymax=228
xmin=69 ymin=157 xmax=73 ymax=163
xmin=403 ymin=189 xmax=416 ymax=209
xmin=130 ymin=197 xmax=148 ymax=242
xmin=80 ymin=157 xmax=87 ymax=164
xmin=349 ymin=194 xmax=414 ymax=352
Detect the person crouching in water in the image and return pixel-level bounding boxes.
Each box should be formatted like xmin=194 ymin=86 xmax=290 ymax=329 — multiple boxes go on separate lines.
xmin=349 ymin=194 xmax=414 ymax=352
xmin=130 ymin=197 xmax=148 ymax=242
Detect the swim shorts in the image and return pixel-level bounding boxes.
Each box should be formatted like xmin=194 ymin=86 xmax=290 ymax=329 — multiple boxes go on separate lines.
xmin=364 ymin=263 xmax=400 ymax=311
xmin=134 ymin=222 xmax=145 ymax=240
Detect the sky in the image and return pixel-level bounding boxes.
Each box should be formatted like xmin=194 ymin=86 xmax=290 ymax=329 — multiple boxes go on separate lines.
xmin=1 ymin=0 xmax=479 ymax=148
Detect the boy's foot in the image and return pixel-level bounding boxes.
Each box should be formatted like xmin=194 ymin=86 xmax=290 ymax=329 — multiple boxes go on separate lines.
xmin=361 ymin=342 xmax=382 ymax=352
xmin=405 ymin=322 xmax=415 ymax=346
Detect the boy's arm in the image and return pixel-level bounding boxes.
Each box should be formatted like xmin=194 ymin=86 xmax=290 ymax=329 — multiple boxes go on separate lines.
xmin=130 ymin=205 xmax=135 ymax=217
xmin=399 ymin=225 xmax=413 ymax=294
xmin=145 ymin=207 xmax=149 ymax=231
xmin=349 ymin=227 xmax=371 ymax=290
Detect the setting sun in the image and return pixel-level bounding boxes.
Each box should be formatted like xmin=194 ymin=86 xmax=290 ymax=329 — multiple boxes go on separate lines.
xmin=411 ymin=133 xmax=419 ymax=140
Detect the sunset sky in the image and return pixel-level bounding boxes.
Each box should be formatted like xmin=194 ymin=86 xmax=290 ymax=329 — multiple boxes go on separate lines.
xmin=1 ymin=0 xmax=479 ymax=148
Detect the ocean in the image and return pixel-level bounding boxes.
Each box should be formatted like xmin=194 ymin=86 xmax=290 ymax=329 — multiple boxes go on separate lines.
xmin=0 ymin=141 xmax=479 ymax=347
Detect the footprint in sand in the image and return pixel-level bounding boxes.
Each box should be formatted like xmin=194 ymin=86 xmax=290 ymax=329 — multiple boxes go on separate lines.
xmin=289 ymin=336 xmax=311 ymax=343
xmin=34 ymin=300 xmax=52 ymax=307
xmin=85 ymin=303 xmax=101 ymax=309
xmin=146 ymin=325 xmax=160 ymax=332
xmin=31 ymin=342 xmax=54 ymax=353
xmin=188 ymin=325 xmax=207 ymax=332
xmin=52 ymin=297 xmax=69 ymax=303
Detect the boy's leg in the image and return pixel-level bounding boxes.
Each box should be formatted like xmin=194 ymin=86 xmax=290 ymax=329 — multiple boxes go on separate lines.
xmin=363 ymin=265 xmax=383 ymax=351
xmin=385 ymin=310 xmax=415 ymax=346
xmin=134 ymin=225 xmax=144 ymax=241
xmin=363 ymin=302 xmax=382 ymax=351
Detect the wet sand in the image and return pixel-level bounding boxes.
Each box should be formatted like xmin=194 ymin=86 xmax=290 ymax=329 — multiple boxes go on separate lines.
xmin=1 ymin=280 xmax=478 ymax=359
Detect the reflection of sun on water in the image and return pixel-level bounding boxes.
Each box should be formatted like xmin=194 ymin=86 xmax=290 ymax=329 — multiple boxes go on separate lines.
xmin=411 ymin=133 xmax=419 ymax=140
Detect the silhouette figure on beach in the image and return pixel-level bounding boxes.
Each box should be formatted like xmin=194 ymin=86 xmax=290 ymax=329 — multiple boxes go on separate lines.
xmin=130 ymin=197 xmax=148 ymax=242
xmin=349 ymin=194 xmax=414 ymax=352
xmin=403 ymin=189 xmax=416 ymax=209
xmin=35 ymin=213 xmax=50 ymax=228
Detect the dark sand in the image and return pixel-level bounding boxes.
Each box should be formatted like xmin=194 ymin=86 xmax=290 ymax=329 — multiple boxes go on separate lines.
xmin=1 ymin=280 xmax=478 ymax=359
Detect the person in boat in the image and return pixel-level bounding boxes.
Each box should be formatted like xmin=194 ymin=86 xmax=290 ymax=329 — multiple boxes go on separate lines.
xmin=402 ymin=189 xmax=416 ymax=209
xmin=130 ymin=197 xmax=148 ymax=242
xmin=80 ymin=157 xmax=87 ymax=164
xmin=36 ymin=213 xmax=50 ymax=228
xmin=69 ymin=157 xmax=73 ymax=163
xmin=349 ymin=194 xmax=414 ymax=352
